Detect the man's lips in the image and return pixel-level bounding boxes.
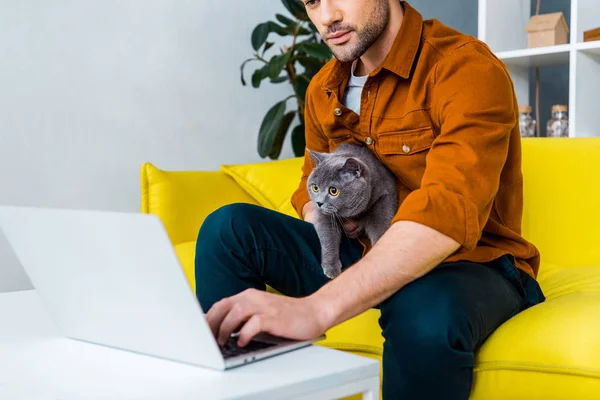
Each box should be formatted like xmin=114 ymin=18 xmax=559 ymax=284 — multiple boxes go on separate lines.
xmin=326 ymin=30 xmax=352 ymax=44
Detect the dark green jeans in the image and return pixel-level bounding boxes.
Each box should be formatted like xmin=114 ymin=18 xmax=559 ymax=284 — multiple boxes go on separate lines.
xmin=194 ymin=203 xmax=545 ymax=400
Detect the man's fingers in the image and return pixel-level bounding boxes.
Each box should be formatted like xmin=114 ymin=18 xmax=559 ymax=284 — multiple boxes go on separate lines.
xmin=205 ymin=297 xmax=233 ymax=338
xmin=237 ymin=314 xmax=266 ymax=347
xmin=217 ymin=303 xmax=251 ymax=345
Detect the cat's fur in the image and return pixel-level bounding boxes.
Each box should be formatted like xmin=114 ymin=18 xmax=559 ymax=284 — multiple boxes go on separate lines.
xmin=307 ymin=143 xmax=398 ymax=279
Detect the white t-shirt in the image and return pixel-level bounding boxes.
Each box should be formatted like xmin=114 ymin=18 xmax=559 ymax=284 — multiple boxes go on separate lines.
xmin=342 ymin=60 xmax=368 ymax=116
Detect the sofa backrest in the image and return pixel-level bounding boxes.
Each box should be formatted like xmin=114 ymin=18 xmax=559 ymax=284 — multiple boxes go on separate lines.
xmin=213 ymin=138 xmax=600 ymax=270
xmin=521 ymin=138 xmax=600 ymax=269
xmin=142 ymin=138 xmax=600 ymax=272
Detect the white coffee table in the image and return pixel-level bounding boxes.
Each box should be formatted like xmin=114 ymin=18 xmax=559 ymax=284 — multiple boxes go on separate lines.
xmin=0 ymin=290 xmax=380 ymax=399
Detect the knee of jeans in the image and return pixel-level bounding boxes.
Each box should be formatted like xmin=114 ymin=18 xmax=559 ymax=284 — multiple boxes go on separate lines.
xmin=379 ymin=286 xmax=472 ymax=360
xmin=196 ymin=203 xmax=257 ymax=246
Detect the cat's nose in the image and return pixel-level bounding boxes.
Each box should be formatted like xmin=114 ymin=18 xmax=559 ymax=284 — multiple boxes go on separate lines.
xmin=316 ymin=202 xmax=323 ymax=207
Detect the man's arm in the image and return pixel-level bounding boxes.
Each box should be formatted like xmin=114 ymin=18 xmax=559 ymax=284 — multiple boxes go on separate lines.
xmin=311 ymin=221 xmax=459 ymax=328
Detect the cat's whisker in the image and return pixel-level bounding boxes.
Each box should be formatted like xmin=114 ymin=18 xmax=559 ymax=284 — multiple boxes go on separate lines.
xmin=334 ymin=213 xmax=351 ymax=240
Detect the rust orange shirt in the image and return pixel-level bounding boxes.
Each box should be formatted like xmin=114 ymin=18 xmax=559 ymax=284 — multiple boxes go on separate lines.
xmin=290 ymin=1 xmax=540 ymax=278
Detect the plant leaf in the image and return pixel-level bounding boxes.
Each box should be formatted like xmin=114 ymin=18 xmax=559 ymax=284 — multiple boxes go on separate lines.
xmin=276 ymin=13 xmax=296 ymax=27
xmin=295 ymin=55 xmax=323 ymax=74
xmin=270 ymin=75 xmax=289 ymax=84
xmin=257 ymin=100 xmax=288 ymax=158
xmin=268 ymin=111 xmax=296 ymax=159
xmin=240 ymin=57 xmax=256 ymax=86
xmin=251 ymin=65 xmax=269 ymax=88
xmin=281 ymin=0 xmax=310 ymax=22
xmin=267 ymin=21 xmax=288 ymax=36
xmin=262 ymin=41 xmax=274 ymax=55
xmin=296 ymin=41 xmax=332 ymax=60
xmin=267 ymin=52 xmax=291 ymax=80
xmin=294 ymin=74 xmax=310 ymax=103
xmin=296 ymin=26 xmax=312 ymax=36
xmin=291 ymin=124 xmax=306 ymax=157
xmin=251 ymin=22 xmax=270 ymax=51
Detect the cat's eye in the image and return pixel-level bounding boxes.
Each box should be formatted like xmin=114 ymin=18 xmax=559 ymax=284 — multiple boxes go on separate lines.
xmin=311 ymin=184 xmax=319 ymax=193
xmin=329 ymin=187 xmax=339 ymax=196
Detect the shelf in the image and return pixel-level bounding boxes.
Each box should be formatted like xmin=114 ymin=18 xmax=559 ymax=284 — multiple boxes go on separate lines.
xmin=479 ymin=0 xmax=600 ymax=137
xmin=576 ymin=40 xmax=600 ymax=56
xmin=495 ymin=44 xmax=571 ymax=68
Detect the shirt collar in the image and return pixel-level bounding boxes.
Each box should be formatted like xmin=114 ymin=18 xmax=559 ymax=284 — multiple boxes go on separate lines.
xmin=321 ymin=1 xmax=424 ymax=92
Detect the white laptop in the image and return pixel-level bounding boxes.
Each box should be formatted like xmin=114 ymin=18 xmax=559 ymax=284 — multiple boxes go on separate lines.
xmin=0 ymin=205 xmax=320 ymax=370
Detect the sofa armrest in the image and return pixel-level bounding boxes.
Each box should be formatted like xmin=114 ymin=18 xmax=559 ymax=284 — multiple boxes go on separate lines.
xmin=140 ymin=162 xmax=259 ymax=246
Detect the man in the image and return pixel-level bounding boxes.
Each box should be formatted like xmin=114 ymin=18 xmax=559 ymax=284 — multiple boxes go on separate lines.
xmin=194 ymin=1 xmax=546 ymax=398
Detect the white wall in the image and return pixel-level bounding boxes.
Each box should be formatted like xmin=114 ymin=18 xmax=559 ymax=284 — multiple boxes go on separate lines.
xmin=0 ymin=0 xmax=296 ymax=292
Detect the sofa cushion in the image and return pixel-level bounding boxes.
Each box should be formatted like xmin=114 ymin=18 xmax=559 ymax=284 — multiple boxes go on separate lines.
xmin=520 ymin=138 xmax=600 ymax=270
xmin=174 ymin=241 xmax=197 ymax=293
xmin=471 ymin=293 xmax=600 ymax=399
xmin=538 ymin=265 xmax=600 ymax=301
xmin=141 ymin=162 xmax=259 ymax=245
xmin=219 ymin=157 xmax=304 ymax=218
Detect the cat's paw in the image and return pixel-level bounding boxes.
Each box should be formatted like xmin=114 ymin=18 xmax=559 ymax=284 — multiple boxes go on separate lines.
xmin=322 ymin=259 xmax=342 ymax=279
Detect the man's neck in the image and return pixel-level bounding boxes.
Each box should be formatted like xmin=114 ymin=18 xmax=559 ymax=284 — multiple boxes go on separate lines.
xmin=354 ymin=1 xmax=405 ymax=77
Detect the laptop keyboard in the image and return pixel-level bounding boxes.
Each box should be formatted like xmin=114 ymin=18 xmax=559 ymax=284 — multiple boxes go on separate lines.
xmin=219 ymin=336 xmax=278 ymax=359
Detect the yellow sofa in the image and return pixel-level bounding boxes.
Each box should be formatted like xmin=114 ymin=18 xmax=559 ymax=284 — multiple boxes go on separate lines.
xmin=140 ymin=138 xmax=600 ymax=399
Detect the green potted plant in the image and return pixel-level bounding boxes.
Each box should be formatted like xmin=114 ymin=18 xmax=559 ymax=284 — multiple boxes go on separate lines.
xmin=240 ymin=0 xmax=332 ymax=159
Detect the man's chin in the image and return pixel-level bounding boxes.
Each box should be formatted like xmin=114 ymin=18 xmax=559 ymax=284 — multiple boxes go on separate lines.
xmin=328 ymin=44 xmax=362 ymax=63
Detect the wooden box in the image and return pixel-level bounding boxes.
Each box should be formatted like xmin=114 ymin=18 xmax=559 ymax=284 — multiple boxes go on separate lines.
xmin=525 ymin=12 xmax=569 ymax=48
xmin=584 ymin=27 xmax=600 ymax=42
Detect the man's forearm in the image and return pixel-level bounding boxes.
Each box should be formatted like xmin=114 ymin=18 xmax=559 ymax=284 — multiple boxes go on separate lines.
xmin=310 ymin=220 xmax=461 ymax=330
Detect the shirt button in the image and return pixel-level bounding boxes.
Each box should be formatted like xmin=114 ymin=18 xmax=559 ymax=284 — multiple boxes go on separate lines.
xmin=402 ymin=144 xmax=411 ymax=153
xmin=334 ymin=108 xmax=342 ymax=116
xmin=365 ymin=137 xmax=373 ymax=145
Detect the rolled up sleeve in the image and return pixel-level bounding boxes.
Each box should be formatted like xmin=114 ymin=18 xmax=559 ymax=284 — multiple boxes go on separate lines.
xmin=391 ymin=42 xmax=517 ymax=250
xmin=290 ymin=81 xmax=329 ymax=218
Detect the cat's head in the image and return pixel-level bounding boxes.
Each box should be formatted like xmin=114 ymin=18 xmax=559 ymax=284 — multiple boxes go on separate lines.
xmin=306 ymin=149 xmax=371 ymax=218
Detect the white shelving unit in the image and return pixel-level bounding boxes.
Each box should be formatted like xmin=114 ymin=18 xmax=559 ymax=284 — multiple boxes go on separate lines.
xmin=478 ymin=0 xmax=600 ymax=137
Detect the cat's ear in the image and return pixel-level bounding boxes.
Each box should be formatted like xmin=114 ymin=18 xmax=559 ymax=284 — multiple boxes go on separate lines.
xmin=307 ymin=148 xmax=327 ymax=167
xmin=341 ymin=157 xmax=364 ymax=178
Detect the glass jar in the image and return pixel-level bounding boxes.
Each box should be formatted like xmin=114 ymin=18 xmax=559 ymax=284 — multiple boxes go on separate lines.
xmin=519 ymin=105 xmax=536 ymax=137
xmin=546 ymin=105 xmax=569 ymax=137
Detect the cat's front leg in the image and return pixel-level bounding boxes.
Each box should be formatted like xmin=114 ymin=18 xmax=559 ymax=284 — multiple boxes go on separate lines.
xmin=314 ymin=211 xmax=343 ymax=279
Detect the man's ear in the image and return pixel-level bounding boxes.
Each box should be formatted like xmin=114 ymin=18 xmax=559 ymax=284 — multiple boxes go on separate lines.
xmin=340 ymin=157 xmax=364 ymax=178
xmin=307 ymin=148 xmax=327 ymax=167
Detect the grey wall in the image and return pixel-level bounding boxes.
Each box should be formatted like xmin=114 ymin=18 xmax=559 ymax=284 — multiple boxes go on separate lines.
xmin=0 ymin=0 xmax=293 ymax=292
xmin=413 ymin=0 xmax=478 ymax=37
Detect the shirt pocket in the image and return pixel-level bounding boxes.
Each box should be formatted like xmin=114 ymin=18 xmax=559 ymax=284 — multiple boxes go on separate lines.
xmin=375 ymin=127 xmax=435 ymax=189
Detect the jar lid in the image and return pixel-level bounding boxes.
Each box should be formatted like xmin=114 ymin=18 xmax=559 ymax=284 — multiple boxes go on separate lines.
xmin=552 ymin=104 xmax=568 ymax=112
xmin=519 ymin=105 xmax=532 ymax=113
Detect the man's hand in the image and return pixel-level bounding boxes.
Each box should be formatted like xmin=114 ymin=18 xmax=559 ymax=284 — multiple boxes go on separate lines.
xmin=302 ymin=201 xmax=316 ymax=224
xmin=206 ymin=288 xmax=329 ymax=347
xmin=303 ymin=201 xmax=362 ymax=238
xmin=341 ymin=218 xmax=362 ymax=238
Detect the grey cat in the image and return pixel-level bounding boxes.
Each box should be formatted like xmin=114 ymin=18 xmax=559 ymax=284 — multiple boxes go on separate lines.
xmin=306 ymin=143 xmax=399 ymax=279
